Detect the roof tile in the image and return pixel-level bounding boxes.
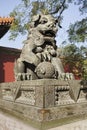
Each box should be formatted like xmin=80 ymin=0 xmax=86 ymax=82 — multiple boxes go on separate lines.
xmin=0 ymin=17 xmax=14 ymax=25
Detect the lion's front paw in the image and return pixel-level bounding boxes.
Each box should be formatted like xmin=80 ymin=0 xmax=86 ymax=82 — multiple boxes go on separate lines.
xmin=58 ymin=73 xmax=75 ymax=80
xmin=15 ymin=73 xmax=32 ymax=81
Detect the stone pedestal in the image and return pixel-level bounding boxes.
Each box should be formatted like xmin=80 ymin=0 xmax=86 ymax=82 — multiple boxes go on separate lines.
xmin=0 ymin=79 xmax=87 ymax=130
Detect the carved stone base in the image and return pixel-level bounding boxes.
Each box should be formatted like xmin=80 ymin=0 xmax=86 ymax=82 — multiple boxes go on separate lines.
xmin=0 ymin=79 xmax=87 ymax=129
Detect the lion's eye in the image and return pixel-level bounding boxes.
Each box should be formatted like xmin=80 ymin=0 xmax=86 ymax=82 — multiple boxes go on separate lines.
xmin=40 ymin=20 xmax=47 ymax=24
xmin=40 ymin=17 xmax=48 ymax=24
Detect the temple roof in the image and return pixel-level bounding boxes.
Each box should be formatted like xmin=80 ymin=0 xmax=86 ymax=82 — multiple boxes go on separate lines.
xmin=0 ymin=46 xmax=21 ymax=55
xmin=0 ymin=17 xmax=14 ymax=38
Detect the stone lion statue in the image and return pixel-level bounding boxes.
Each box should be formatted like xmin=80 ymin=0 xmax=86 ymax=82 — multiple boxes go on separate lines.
xmin=14 ymin=14 xmax=74 ymax=80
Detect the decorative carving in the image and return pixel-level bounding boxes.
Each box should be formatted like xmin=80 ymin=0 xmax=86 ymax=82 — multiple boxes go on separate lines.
xmin=14 ymin=14 xmax=66 ymax=80
xmin=35 ymin=61 xmax=55 ymax=78
xmin=69 ymin=80 xmax=81 ymax=102
xmin=54 ymin=85 xmax=74 ymax=105
xmin=1 ymin=83 xmax=20 ymax=101
xmin=16 ymin=90 xmax=35 ymax=105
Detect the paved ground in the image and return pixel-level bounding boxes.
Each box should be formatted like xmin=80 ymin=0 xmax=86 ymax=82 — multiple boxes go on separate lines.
xmin=0 ymin=111 xmax=37 ymax=130
xmin=48 ymin=119 xmax=87 ymax=130
xmin=0 ymin=110 xmax=87 ymax=130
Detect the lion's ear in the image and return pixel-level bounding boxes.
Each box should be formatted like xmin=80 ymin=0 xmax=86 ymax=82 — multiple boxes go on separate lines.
xmin=31 ymin=14 xmax=41 ymax=27
xmin=32 ymin=14 xmax=41 ymax=22
xmin=55 ymin=18 xmax=58 ymax=23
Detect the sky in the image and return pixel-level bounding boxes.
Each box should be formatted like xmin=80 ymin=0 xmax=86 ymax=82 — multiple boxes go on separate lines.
xmin=0 ymin=0 xmax=86 ymax=49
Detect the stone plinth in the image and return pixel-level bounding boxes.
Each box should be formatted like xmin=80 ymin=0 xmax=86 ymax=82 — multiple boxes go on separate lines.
xmin=0 ymin=109 xmax=87 ymax=130
xmin=0 ymin=79 xmax=87 ymax=130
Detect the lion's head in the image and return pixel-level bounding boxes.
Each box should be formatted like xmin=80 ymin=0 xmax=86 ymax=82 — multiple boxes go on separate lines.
xmin=30 ymin=14 xmax=58 ymax=38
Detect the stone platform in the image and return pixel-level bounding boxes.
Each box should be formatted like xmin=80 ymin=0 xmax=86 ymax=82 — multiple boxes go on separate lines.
xmin=0 ymin=109 xmax=87 ymax=130
xmin=0 ymin=79 xmax=87 ymax=130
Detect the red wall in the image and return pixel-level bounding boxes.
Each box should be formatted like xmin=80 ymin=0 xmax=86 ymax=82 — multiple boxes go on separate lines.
xmin=64 ymin=64 xmax=81 ymax=80
xmin=0 ymin=47 xmax=81 ymax=83
xmin=0 ymin=47 xmax=20 ymax=83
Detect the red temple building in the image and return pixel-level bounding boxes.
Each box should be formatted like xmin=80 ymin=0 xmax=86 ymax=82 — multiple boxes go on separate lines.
xmin=0 ymin=17 xmax=14 ymax=38
xmin=0 ymin=46 xmax=20 ymax=83
xmin=0 ymin=17 xmax=21 ymax=83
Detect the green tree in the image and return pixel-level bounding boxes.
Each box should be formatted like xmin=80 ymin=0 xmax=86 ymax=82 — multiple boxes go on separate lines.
xmin=67 ymin=0 xmax=87 ymax=43
xmin=9 ymin=0 xmax=68 ymax=40
xmin=9 ymin=0 xmax=87 ymax=43
xmin=61 ymin=44 xmax=87 ymax=79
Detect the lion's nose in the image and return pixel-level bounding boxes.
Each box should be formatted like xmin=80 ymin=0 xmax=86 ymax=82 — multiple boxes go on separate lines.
xmin=48 ymin=23 xmax=56 ymax=28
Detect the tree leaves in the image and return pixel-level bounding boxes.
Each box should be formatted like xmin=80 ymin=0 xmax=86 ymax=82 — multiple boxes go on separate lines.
xmin=9 ymin=0 xmax=68 ymax=40
xmin=61 ymin=44 xmax=87 ymax=79
xmin=68 ymin=17 xmax=87 ymax=43
xmin=8 ymin=0 xmax=87 ymax=45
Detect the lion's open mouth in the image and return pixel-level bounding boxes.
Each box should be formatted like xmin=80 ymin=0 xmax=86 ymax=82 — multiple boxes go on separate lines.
xmin=45 ymin=30 xmax=56 ymax=37
xmin=40 ymin=30 xmax=56 ymax=37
